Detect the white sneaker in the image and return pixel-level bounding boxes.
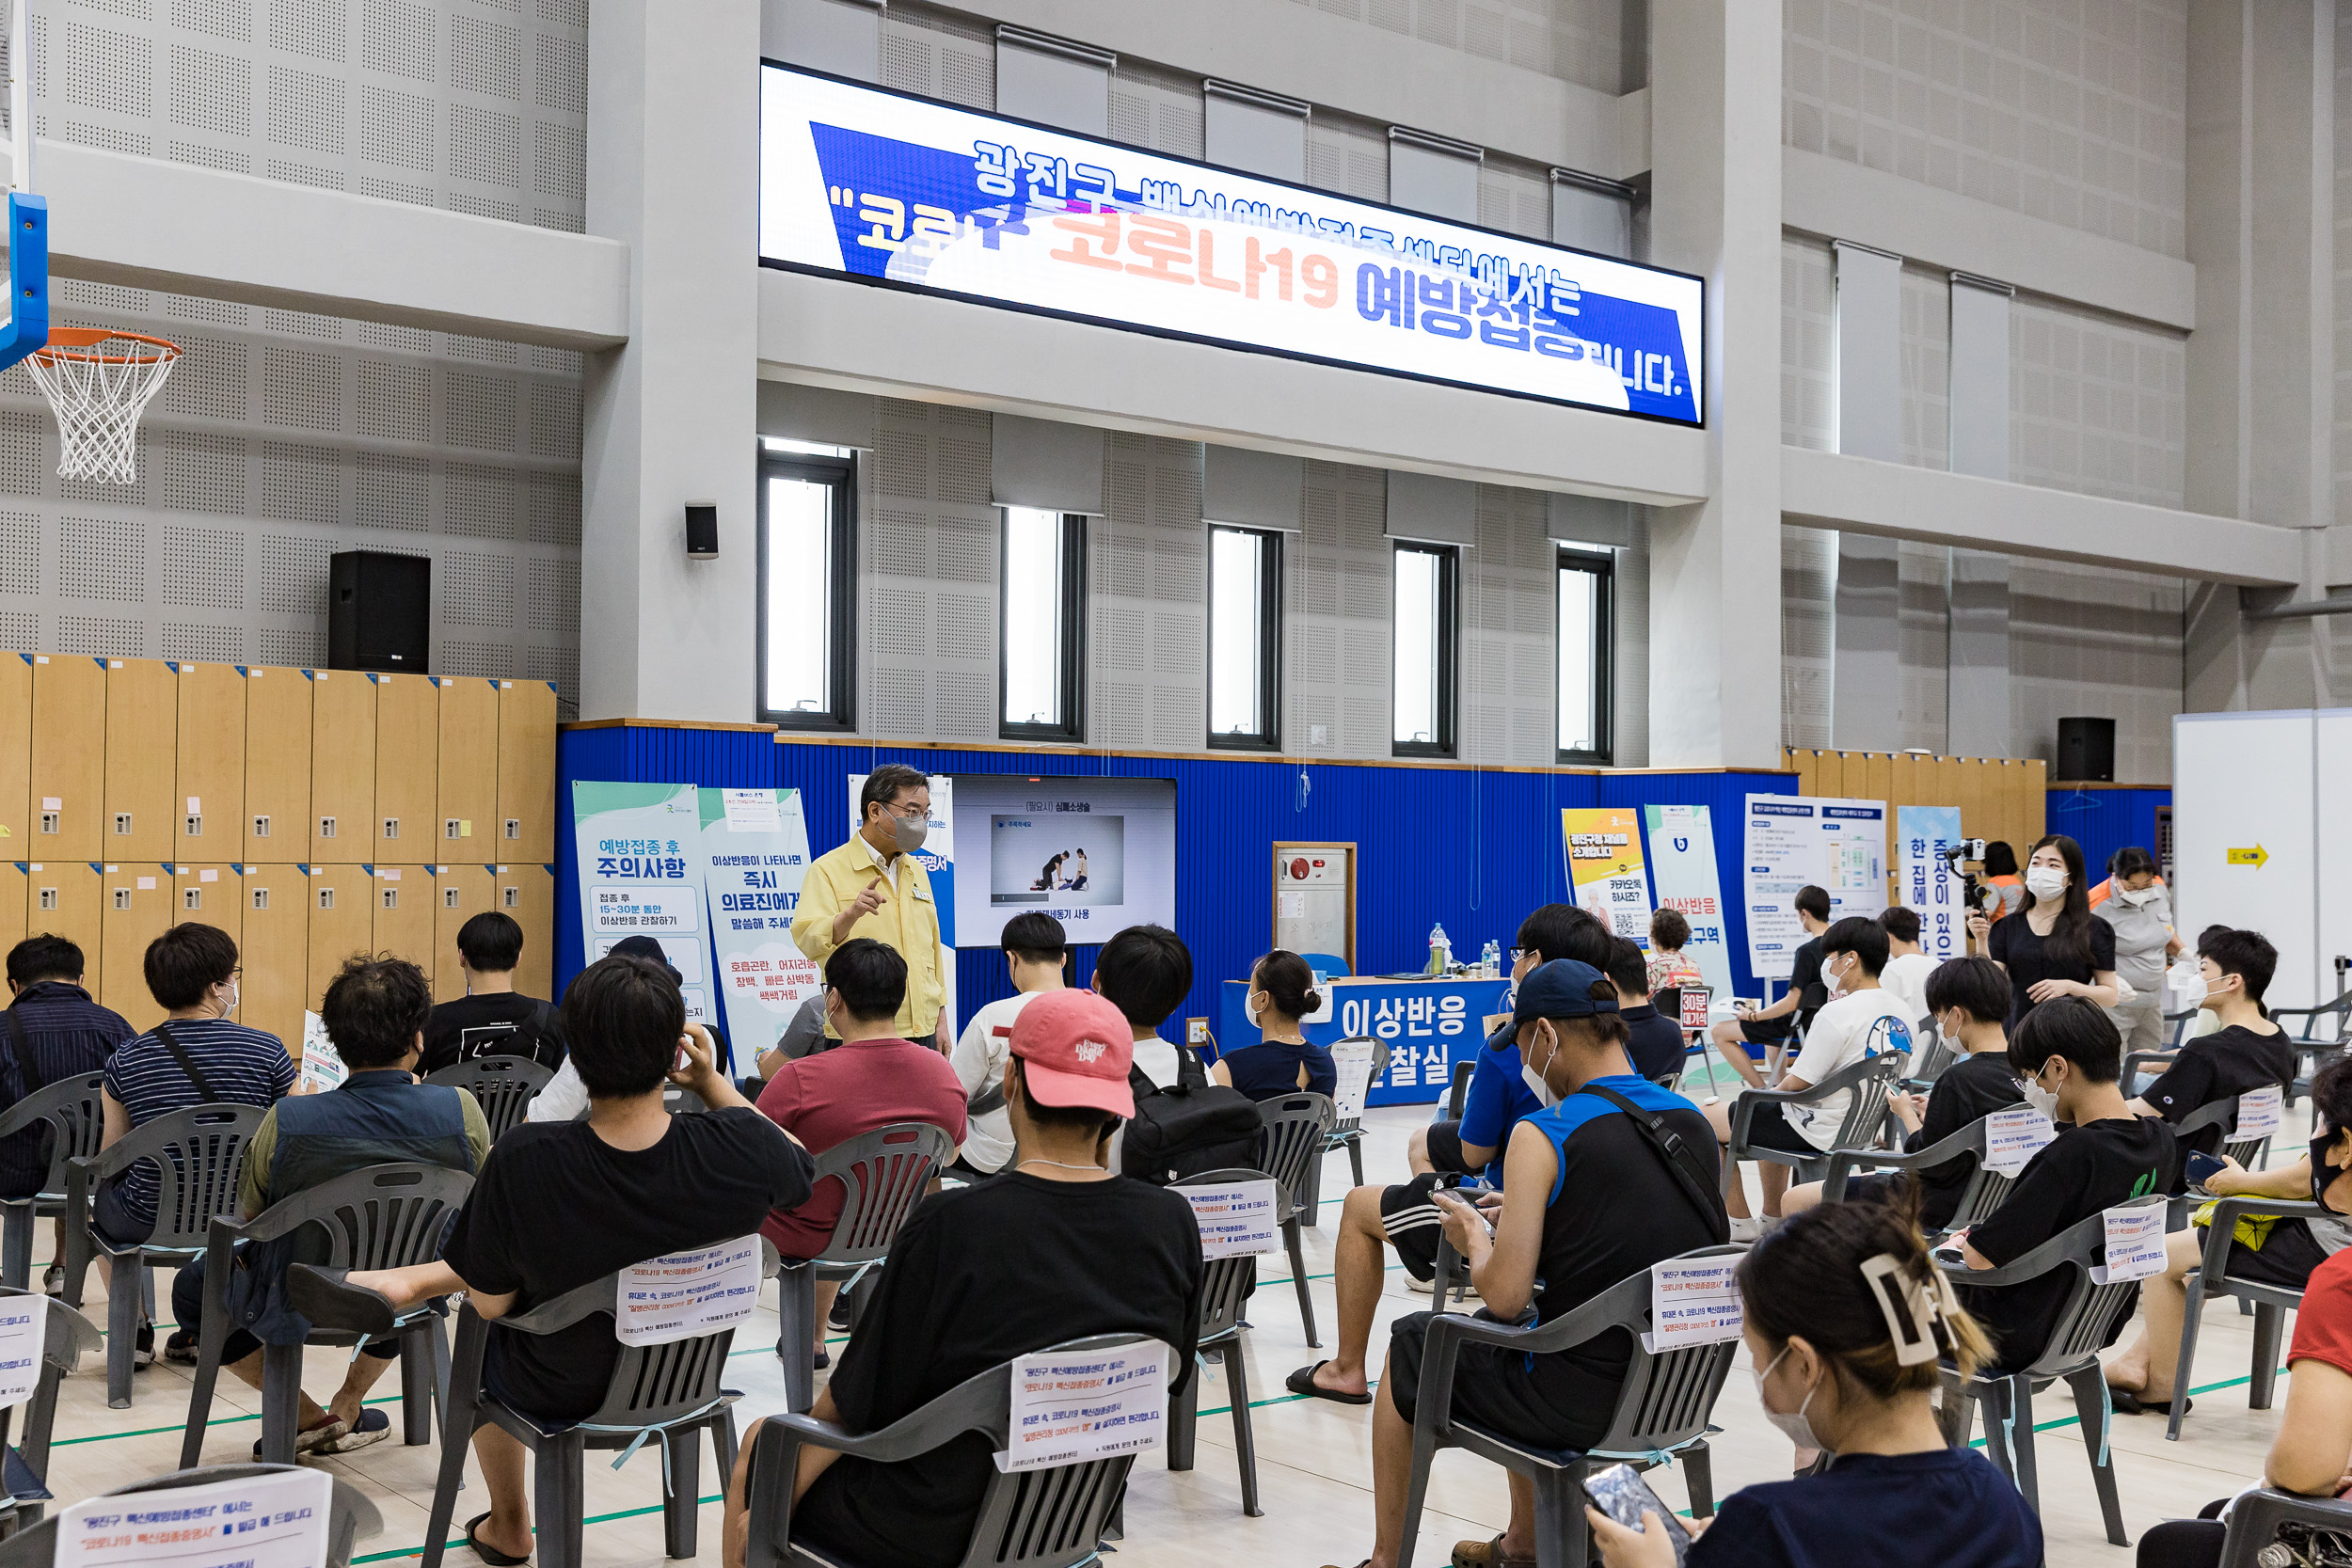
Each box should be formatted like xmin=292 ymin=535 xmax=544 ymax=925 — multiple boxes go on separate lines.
xmin=1407 ymin=1275 xmax=1436 ymax=1294
xmin=1728 ymin=1218 xmax=1761 ymax=1243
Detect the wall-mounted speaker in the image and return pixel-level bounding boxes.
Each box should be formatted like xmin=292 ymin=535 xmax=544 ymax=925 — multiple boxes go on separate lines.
xmin=2058 ymin=716 xmax=2116 ymax=782
xmin=327 ymin=551 xmax=430 ymax=673
xmin=685 ymin=501 xmax=719 ymax=559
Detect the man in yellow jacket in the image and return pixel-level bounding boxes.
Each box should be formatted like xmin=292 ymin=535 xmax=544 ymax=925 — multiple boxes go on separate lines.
xmin=790 ymin=764 xmax=953 ymax=1050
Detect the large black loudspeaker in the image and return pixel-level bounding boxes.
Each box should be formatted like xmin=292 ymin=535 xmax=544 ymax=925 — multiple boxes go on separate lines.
xmin=2058 ymin=717 xmax=2115 ymax=782
xmin=328 ymin=551 xmax=431 ymax=673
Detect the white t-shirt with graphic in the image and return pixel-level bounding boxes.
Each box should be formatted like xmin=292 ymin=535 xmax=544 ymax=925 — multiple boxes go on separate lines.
xmin=948 ymin=990 xmax=1048 ymax=1173
xmin=1783 ymin=990 xmax=1914 ymax=1151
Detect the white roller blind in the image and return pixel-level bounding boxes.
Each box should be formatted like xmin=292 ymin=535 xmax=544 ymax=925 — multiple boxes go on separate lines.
xmin=1387 ymin=129 xmax=1479 ymax=222
xmin=1948 ymin=274 xmax=2013 ymax=481
xmin=1204 ymin=82 xmax=1308 ymax=183
xmin=1551 ymin=170 xmax=1634 ymax=259
xmin=1833 ymin=241 xmax=1902 ymax=463
xmin=1548 ymin=492 xmax=1635 ymax=548
xmin=1832 ymin=532 xmax=1901 ymax=750
xmin=994 ymin=27 xmax=1112 ymax=135
xmin=1204 ymin=445 xmax=1303 ymax=531
xmin=992 ymin=415 xmax=1104 ymax=515
xmin=1384 ymin=470 xmax=1477 ymax=548
xmin=760 ymin=0 xmax=881 ymax=81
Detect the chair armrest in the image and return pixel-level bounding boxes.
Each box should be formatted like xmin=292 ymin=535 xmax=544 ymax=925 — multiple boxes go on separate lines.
xmin=2122 ymin=1050 xmax=2179 ymax=1082
xmin=2199 ymin=1197 xmax=2329 ymax=1281
xmin=1820 ymin=1120 xmax=1980 ymax=1199
xmin=2218 ymin=1488 xmax=2352 ymax=1561
xmin=496 ymin=1274 xmax=620 ymax=1337
xmin=1935 ymin=1214 xmax=2102 ymax=1289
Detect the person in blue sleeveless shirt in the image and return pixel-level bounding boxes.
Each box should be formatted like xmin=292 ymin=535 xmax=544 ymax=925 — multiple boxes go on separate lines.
xmin=1212 ymin=950 xmax=1336 ymax=1102
xmin=1319 ymin=959 xmax=1727 ymax=1568
xmin=171 ymin=956 xmax=488 ymax=1457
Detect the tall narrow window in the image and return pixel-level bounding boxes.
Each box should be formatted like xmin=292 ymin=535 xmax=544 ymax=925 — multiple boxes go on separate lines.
xmin=1000 ymin=507 xmax=1086 ymax=740
xmin=1557 ymin=547 xmax=1613 ymax=763
xmin=757 ymin=444 xmax=855 ymax=729
xmin=1208 ymin=526 xmax=1279 ymax=749
xmin=1391 ymin=542 xmax=1456 ymax=756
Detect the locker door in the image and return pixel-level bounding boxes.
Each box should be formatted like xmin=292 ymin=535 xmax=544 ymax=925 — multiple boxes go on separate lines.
xmin=25 ymin=863 xmax=101 ymax=996
xmin=239 ymin=865 xmax=310 ymax=1054
xmin=496 ymin=863 xmax=554 ymax=1003
xmin=29 ymin=656 xmax=105 ymax=860
xmin=309 ymin=671 xmax=374 ymax=862
xmin=0 ymin=862 xmax=25 ymax=958
xmin=373 ymin=673 xmax=437 ymax=861
xmin=174 ymin=662 xmax=246 ymax=862
xmin=244 ymin=665 xmax=311 ymax=862
xmin=433 ymin=863 xmax=494 ymax=1003
xmin=172 ymin=863 xmax=242 ymax=955
xmin=98 ymin=863 xmax=174 ymax=1033
xmin=495 ymin=680 xmax=558 ymax=863
xmin=0 ymin=654 xmax=30 ymax=849
xmin=372 ymin=864 xmax=435 ymax=974
xmin=305 ymin=864 xmax=375 ymax=1017
xmin=102 ymin=659 xmax=178 ymax=863
xmin=436 ymin=678 xmax=498 ymax=858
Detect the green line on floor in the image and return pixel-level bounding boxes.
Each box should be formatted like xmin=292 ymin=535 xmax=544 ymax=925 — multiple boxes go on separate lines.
xmin=54 ymin=1393 xmax=405 ymax=1447
xmin=348 ymin=1496 xmax=725 ymax=1564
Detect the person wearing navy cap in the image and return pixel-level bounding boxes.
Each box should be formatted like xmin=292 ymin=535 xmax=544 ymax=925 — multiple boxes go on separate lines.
xmin=1321 ymin=958 xmax=1728 ymax=1568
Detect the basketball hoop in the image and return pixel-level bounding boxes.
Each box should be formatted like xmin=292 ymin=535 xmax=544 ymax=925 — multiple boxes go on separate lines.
xmin=27 ymin=328 xmax=179 ymax=484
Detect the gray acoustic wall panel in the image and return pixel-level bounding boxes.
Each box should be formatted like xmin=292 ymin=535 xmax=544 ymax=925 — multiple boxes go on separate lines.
xmin=1092 ymin=433 xmax=1205 ymax=752
xmin=858 ymin=398 xmax=998 ymax=742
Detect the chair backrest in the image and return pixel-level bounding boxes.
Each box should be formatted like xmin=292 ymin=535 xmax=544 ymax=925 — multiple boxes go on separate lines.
xmin=1443 ymin=1059 xmax=1475 ymax=1119
xmin=2170 ymin=1093 xmax=2269 ymax=1166
xmin=811 ymin=1121 xmax=957 ymax=1265
xmin=1823 ymin=1052 xmax=1907 ymax=1149
xmin=1327 ymin=1037 xmax=1387 ymax=1135
xmin=424 ymin=1056 xmax=553 ymax=1141
xmin=0 ymin=1289 xmax=103 ymax=1477
xmin=104 ymin=1104 xmax=266 ymax=1251
xmin=248 ymin=1163 xmax=476 ymax=1272
xmin=1579 ymin=1245 xmax=1743 ymax=1458
xmin=1299 ymin=952 xmax=1351 ymax=979
xmin=1252 ymin=1094 xmax=1337 ymax=1192
xmin=1174 ymin=1167 xmax=1285 ymax=1343
xmin=0 ymin=1074 xmax=108 ymax=1197
xmin=1908 ymin=1018 xmax=1955 ymax=1085
xmin=663 ymin=1086 xmax=707 ymax=1115
xmin=0 ymin=1463 xmax=382 ymax=1567
xmin=1962 ymin=1208 xmax=2147 ymax=1381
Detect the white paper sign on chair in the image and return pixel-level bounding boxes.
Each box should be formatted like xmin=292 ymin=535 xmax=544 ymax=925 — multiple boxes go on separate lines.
xmin=616 ymin=1235 xmax=765 ymax=1347
xmin=2235 ymin=1085 xmax=2284 ymax=1141
xmin=295 ymin=1013 xmax=346 ymax=1097
xmin=0 ymin=1294 xmax=46 ymax=1410
xmin=2090 ymin=1199 xmax=2169 ymax=1284
xmin=1331 ymin=1039 xmax=1377 ymax=1121
xmin=1645 ymin=1256 xmax=1742 ymax=1351
xmin=1182 ymin=1180 xmax=1279 ymax=1259
xmin=1982 ymin=1105 xmax=2058 ymax=1177
xmin=58 ymin=1465 xmax=332 ymax=1568
xmin=996 ymin=1341 xmax=1169 ymax=1473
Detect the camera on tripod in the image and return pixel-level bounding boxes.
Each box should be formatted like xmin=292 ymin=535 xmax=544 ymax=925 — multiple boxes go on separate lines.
xmin=1940 ymin=838 xmax=2000 ymax=914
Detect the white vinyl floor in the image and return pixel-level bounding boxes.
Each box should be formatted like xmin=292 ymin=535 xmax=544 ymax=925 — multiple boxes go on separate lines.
xmin=37 ymin=1087 xmax=2296 ymax=1566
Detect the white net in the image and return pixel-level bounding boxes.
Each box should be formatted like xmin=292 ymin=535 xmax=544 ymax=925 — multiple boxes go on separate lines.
xmin=27 ymin=330 xmax=180 ymax=484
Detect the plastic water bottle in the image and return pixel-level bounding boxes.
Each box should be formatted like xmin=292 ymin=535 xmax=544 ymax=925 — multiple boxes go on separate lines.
xmin=1425 ymin=923 xmax=1451 ymax=975
xmin=1481 ymin=939 xmax=1502 ymax=978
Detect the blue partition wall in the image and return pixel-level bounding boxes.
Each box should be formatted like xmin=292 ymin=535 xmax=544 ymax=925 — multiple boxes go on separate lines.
xmin=557 ymin=723 xmax=1797 ymax=1048
xmin=2043 ymin=786 xmax=2172 ymax=881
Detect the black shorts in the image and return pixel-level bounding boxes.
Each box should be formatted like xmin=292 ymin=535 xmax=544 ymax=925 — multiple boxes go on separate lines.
xmin=1378 ymin=1174 xmax=1448 ymax=1282
xmin=1384 ymin=1309 xmax=1608 ymax=1453
xmin=2225 ymin=1218 xmax=2331 ymax=1290
xmin=1731 ymin=1017 xmax=1793 ymax=1053
xmin=1424 ymin=1119 xmax=1478 ymax=1178
xmin=1739 ymin=1101 xmax=1820 ymax=1156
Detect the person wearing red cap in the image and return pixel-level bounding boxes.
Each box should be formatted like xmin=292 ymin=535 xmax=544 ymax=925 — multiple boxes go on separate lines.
xmin=722 ymin=988 xmax=1205 ymax=1568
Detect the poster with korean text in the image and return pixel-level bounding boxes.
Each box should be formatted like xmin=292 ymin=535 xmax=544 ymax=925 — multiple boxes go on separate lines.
xmin=702 ymin=787 xmax=818 ymax=1057
xmin=1896 ymin=804 xmax=1966 ymax=962
xmin=1642 ymin=803 xmax=1736 ymax=1001
xmin=571 ymin=782 xmax=712 ymax=1025
xmin=1742 ymin=795 xmax=1886 ymax=981
xmin=1561 ymin=808 xmax=1652 ymax=942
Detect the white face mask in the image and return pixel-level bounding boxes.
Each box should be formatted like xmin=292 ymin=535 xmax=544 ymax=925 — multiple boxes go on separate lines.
xmin=1752 ymin=1346 xmax=1825 ymax=1451
xmin=1823 ymin=955 xmax=1849 ymax=998
xmin=1519 ymin=1026 xmax=1562 ymax=1109
xmin=217 ymin=979 xmax=239 ymax=1017
xmin=2116 ymin=884 xmax=2157 ymax=908
xmin=2019 ymin=1066 xmax=2060 ymax=1122
xmin=1246 ymin=991 xmax=1265 ymax=1030
xmin=2169 ymin=958 xmax=2209 ymax=1011
xmin=2025 ymin=865 xmax=2068 ymax=901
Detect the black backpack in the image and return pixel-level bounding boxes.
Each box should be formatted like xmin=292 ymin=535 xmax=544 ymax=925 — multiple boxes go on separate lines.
xmin=1120 ymin=1047 xmax=1263 ymax=1186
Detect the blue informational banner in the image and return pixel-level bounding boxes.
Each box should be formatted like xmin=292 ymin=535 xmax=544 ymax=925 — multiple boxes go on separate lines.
xmin=1216 ymin=976 xmax=1510 ymax=1106
xmin=1643 ymin=803 xmax=1736 ymax=1001
xmin=1897 ymin=804 xmax=1968 ymax=962
xmin=759 ymin=65 xmax=1704 ymax=423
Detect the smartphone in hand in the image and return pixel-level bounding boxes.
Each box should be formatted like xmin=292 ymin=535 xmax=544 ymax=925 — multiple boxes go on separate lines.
xmin=2183 ymin=1150 xmax=2228 ymax=1193
xmin=1580 ymin=1464 xmax=1692 ymax=1565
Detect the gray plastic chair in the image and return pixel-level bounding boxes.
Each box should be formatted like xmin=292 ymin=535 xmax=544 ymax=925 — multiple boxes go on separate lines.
xmin=0 ymin=1463 xmax=382 ymax=1566
xmin=2169 ymin=1091 xmax=2274 ymax=1169
xmin=1725 ymin=1047 xmax=1909 ymax=1185
xmin=1821 ymin=1114 xmax=2019 ymax=1236
xmin=1168 ymin=1167 xmax=1289 ymax=1517
xmin=421 ymin=1239 xmax=780 ymax=1568
xmin=2215 ymin=1487 xmax=2352 ymax=1566
xmin=664 ymin=1085 xmax=708 ymax=1115
xmin=1396 ymin=1243 xmax=1741 ymax=1568
xmin=2269 ymin=988 xmax=2351 ymax=1107
xmin=1309 ymin=1037 xmax=1391 ymax=1223
xmin=1254 ymin=1092 xmax=1337 ymax=1348
xmin=774 ymin=1120 xmax=957 ymax=1413
xmin=181 ymin=1162 xmax=473 ymax=1466
xmin=742 ymin=1332 xmax=1151 ymax=1568
xmin=58 ymin=1103 xmax=264 ymax=1408
xmin=0 ymin=1290 xmax=102 ymax=1519
xmin=2165 ymin=1196 xmax=2324 ymax=1442
xmin=1935 ymin=1207 xmax=2142 ymax=1545
xmin=0 ymin=1076 xmax=105 ymax=1292
xmin=424 ymin=1056 xmax=551 ymax=1141
xmin=1904 ymin=1016 xmax=1954 ymax=1088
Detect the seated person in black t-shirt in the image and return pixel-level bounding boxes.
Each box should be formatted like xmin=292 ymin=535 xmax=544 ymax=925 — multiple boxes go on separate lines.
xmin=1955 ymin=997 xmax=2179 ymax=1373
xmin=720 ymin=989 xmax=1202 ymax=1568
xmin=2127 ymin=926 xmax=2295 ymax=1160
xmin=1782 ymin=956 xmax=2022 ymax=1229
xmin=1319 ymin=960 xmax=1725 ymax=1568
xmin=1609 ymin=935 xmax=1690 ymax=1084
xmin=417 ymin=911 xmax=565 ymax=1076
xmin=293 ymin=954 xmax=814 ymax=1568
xmin=1707 ymin=884 xmax=1831 ymax=1089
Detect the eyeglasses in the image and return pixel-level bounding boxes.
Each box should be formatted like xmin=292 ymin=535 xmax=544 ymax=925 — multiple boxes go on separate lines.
xmin=1508 ymin=948 xmax=1532 ymax=968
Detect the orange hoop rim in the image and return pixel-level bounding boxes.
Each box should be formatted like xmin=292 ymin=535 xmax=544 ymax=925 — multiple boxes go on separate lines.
xmin=32 ymin=327 xmax=182 ymax=365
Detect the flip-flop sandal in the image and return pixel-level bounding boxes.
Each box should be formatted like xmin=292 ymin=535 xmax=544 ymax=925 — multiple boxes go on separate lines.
xmin=1453 ymin=1535 xmax=1536 ymax=1568
xmin=465 ymin=1512 xmax=532 ymax=1567
xmin=2108 ymin=1388 xmax=2190 ymax=1417
xmin=1285 ymin=1361 xmax=1374 ymax=1405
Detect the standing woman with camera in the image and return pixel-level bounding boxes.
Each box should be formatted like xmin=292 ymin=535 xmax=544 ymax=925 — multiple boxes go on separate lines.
xmin=1968 ymin=833 xmax=2119 ymax=1036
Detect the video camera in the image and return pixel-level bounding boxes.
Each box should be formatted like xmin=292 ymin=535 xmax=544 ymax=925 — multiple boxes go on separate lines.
xmin=1939 ymin=838 xmax=2002 ymax=915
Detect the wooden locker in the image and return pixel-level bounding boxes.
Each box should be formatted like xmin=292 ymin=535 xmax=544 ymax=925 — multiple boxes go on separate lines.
xmin=244 ymin=665 xmax=311 ymax=862
xmin=2022 ymin=759 xmax=2048 ymax=849
xmin=29 ymin=656 xmax=105 ymax=860
xmin=0 ymin=654 xmax=29 ymax=850
xmin=305 ymin=864 xmax=375 ymax=1018
xmin=24 ymin=862 xmax=100 ymax=995
xmin=436 ymin=679 xmax=499 ymax=857
xmin=173 ymin=860 xmax=242 ymax=961
xmin=372 ymin=864 xmax=435 ymax=974
xmin=496 ymin=680 xmax=558 ymax=862
xmin=496 ymin=863 xmax=554 ymax=1003
xmin=239 ymin=865 xmax=310 ymax=1055
xmin=373 ymin=673 xmax=437 ymax=863
xmin=1953 ymin=760 xmax=1989 ymax=854
xmin=98 ymin=863 xmax=174 ymax=1033
xmin=102 ymin=659 xmax=178 ymax=863
xmin=0 ymin=862 xmax=25 ymax=958
xmin=432 ymin=863 xmax=495 ymax=1003
xmin=173 ymin=662 xmax=246 ymax=862
xmin=1862 ymin=752 xmax=1894 ymax=808
xmin=309 ymin=670 xmax=374 ymax=863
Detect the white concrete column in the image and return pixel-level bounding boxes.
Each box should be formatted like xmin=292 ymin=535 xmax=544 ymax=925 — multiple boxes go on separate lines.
xmin=580 ymin=0 xmax=763 ymax=721
xmin=1643 ymin=0 xmax=1781 ymax=768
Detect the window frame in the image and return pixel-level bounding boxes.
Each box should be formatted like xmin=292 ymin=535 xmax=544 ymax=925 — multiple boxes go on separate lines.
xmin=1555 ymin=545 xmax=1614 ymax=765
xmin=1206 ymin=524 xmax=1282 ymax=751
xmin=1391 ymin=540 xmax=1458 ymax=759
xmin=755 ymin=448 xmax=858 ymax=732
xmin=998 ymin=508 xmax=1088 ymax=743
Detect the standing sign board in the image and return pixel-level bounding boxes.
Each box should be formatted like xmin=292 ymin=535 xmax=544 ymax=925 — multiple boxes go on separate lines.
xmin=571 ymin=782 xmax=712 ymax=1025
xmin=1561 ymin=808 xmax=1652 ymax=942
xmin=1897 ymin=804 xmax=1966 ymax=961
xmin=1742 ymin=795 xmax=1887 ymax=981
xmin=1643 ymin=804 xmax=1735 ymax=1000
xmin=702 ymin=787 xmax=820 ymax=1056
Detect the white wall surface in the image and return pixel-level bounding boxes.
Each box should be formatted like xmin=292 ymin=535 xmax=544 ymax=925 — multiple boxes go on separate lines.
xmin=2172 ymin=710 xmax=2319 ymax=1007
